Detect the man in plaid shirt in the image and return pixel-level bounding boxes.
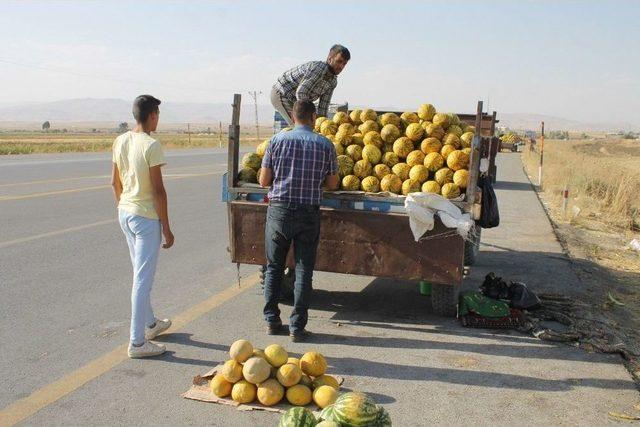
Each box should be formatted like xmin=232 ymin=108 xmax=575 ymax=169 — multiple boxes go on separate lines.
xmin=259 ymin=100 xmax=339 ymax=342
xmin=271 ymin=44 xmax=350 ymax=125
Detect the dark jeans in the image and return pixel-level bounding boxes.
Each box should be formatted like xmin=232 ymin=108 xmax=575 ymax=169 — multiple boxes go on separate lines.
xmin=263 ymin=201 xmax=321 ymax=333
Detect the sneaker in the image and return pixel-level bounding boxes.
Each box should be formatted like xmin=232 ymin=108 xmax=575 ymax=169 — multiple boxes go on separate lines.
xmin=267 ymin=320 xmax=283 ymax=336
xmin=289 ymin=329 xmax=311 ymax=343
xmin=128 ymin=341 xmax=166 ymax=358
xmin=146 ymin=318 xmax=172 ymax=340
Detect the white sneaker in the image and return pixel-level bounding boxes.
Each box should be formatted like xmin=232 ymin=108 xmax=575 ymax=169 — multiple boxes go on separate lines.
xmin=128 ymin=341 xmax=166 ymax=358
xmin=146 ymin=318 xmax=172 ymax=340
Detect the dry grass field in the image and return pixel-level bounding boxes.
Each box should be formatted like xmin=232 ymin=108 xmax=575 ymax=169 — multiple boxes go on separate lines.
xmin=0 ymin=129 xmax=269 ymax=155
xmin=521 ymin=138 xmax=640 ymax=368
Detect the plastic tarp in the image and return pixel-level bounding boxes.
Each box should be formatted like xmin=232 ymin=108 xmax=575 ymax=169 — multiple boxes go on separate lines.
xmin=404 ymin=192 xmax=474 ymax=242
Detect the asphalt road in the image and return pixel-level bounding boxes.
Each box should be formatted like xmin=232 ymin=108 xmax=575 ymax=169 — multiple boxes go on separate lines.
xmin=0 ymin=149 xmax=637 ymax=426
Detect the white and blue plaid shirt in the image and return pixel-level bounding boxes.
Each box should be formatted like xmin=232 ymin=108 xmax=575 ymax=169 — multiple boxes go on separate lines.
xmin=273 ymin=61 xmax=337 ymax=118
xmin=262 ymin=125 xmax=337 ymax=205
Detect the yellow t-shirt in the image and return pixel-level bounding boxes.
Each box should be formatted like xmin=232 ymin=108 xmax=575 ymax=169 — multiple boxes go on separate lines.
xmin=112 ymin=131 xmax=166 ymax=219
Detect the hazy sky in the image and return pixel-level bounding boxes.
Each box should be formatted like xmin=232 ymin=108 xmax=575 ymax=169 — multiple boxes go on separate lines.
xmin=1 ymin=0 xmax=639 ymax=123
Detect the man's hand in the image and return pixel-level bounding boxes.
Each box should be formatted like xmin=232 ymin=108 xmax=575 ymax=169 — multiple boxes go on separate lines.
xmin=162 ymin=228 xmax=174 ymax=249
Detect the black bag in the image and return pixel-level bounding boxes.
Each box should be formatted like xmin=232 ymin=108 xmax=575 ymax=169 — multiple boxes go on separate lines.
xmin=508 ymin=282 xmax=541 ymax=310
xmin=478 ymin=175 xmax=499 ymax=228
xmin=480 ymin=273 xmax=510 ymax=300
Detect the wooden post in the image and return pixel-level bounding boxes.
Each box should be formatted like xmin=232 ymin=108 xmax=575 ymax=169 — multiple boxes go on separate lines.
xmin=488 ymin=111 xmax=498 ymax=183
xmin=227 ymin=94 xmax=242 ymax=190
xmin=466 ymin=101 xmax=483 ymax=207
xmin=539 ymin=121 xmax=545 ymax=187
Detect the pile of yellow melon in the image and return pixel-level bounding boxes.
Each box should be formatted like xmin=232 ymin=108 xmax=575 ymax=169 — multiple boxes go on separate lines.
xmin=210 ymin=339 xmax=340 ymax=409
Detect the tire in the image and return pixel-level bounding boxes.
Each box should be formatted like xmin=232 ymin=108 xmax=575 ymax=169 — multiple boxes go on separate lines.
xmin=431 ymin=283 xmax=460 ymax=317
xmin=464 ymin=226 xmax=481 ymax=266
xmin=260 ymin=265 xmax=295 ymax=302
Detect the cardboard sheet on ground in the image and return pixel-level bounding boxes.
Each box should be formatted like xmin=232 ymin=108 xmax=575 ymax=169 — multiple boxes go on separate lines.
xmin=182 ymin=364 xmax=344 ymax=414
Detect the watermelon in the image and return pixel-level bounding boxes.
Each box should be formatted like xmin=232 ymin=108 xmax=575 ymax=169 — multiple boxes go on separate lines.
xmin=319 ymin=405 xmax=338 ymax=422
xmin=279 ymin=407 xmax=318 ymax=427
xmin=332 ymin=392 xmax=379 ymax=426
xmin=373 ymin=407 xmax=392 ymax=427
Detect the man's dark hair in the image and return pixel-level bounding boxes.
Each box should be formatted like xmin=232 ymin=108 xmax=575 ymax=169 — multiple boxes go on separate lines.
xmin=132 ymin=95 xmax=161 ymax=123
xmin=329 ymin=44 xmax=350 ymax=61
xmin=293 ymin=100 xmax=316 ymax=122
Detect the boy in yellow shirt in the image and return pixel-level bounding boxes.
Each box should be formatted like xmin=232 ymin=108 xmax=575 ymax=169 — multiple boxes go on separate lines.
xmin=111 ymin=95 xmax=174 ymax=358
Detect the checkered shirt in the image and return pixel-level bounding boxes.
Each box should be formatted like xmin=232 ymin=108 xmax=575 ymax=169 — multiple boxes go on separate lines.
xmin=261 ymin=125 xmax=338 ymax=205
xmin=273 ymin=61 xmax=337 ymax=118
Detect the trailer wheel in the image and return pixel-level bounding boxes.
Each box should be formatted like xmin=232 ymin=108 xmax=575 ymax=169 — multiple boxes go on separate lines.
xmin=260 ymin=265 xmax=295 ymax=302
xmin=431 ymin=283 xmax=460 ymax=317
xmin=464 ymin=226 xmax=481 ymax=266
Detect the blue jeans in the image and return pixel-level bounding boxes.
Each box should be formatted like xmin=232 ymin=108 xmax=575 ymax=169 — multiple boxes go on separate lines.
xmin=118 ymin=210 xmax=161 ymax=345
xmin=263 ymin=202 xmax=321 ymax=333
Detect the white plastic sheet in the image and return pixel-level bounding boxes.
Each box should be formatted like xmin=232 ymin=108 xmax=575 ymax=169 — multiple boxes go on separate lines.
xmin=404 ymin=192 xmax=474 ymax=242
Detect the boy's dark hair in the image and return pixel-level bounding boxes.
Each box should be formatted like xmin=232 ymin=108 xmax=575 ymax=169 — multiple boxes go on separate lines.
xmin=329 ymin=44 xmax=350 ymax=61
xmin=292 ymin=100 xmax=316 ymax=122
xmin=132 ymin=95 xmax=161 ymax=123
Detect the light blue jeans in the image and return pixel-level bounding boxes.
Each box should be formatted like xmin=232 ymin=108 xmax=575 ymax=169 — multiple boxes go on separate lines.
xmin=118 ymin=209 xmax=161 ymax=345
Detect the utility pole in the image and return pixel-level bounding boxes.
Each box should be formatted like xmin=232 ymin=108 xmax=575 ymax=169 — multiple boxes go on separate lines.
xmin=248 ymin=90 xmax=262 ymax=143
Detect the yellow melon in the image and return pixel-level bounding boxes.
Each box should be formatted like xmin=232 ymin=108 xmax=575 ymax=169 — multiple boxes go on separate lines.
xmin=393 ymin=137 xmax=414 ymax=159
xmin=425 ymin=123 xmax=445 ymax=140
xmin=353 ymin=160 xmax=373 ymax=179
xmin=380 ymin=174 xmax=403 ymax=194
xmin=361 ymin=176 xmax=380 ymax=192
xmin=312 ymin=375 xmax=340 ymax=390
xmin=256 ymin=378 xmax=284 ymax=406
xmin=392 ymin=163 xmax=411 ymax=181
xmin=406 ymin=150 xmax=426 ymax=167
xmin=443 ymin=133 xmax=461 ymax=149
xmin=382 ymin=152 xmax=400 ymax=168
xmin=446 ymin=150 xmax=469 ymax=171
xmin=432 ymin=113 xmax=450 ymax=129
xmin=287 ymin=357 xmax=301 ymax=367
xmin=441 ymin=144 xmax=456 ymax=160
xmin=453 ymin=169 xmax=469 ymax=188
xmin=346 ymin=144 xmax=362 ymax=161
xmin=373 ymin=164 xmax=391 ymax=180
xmin=363 ymin=131 xmax=383 ymax=149
xmin=460 ymin=132 xmax=474 ymax=148
xmin=341 ymin=175 xmax=360 ymax=191
xmin=286 ymin=384 xmax=313 ymax=406
xmin=229 ymin=339 xmax=253 ymax=363
xmin=420 ymin=137 xmax=442 ymax=154
xmin=256 ymin=140 xmax=269 ymax=157
xmin=418 ymin=103 xmax=436 ymax=121
xmin=315 ymin=117 xmax=327 ymax=132
xmin=434 ymin=167 xmax=454 ymax=185
xmin=221 ymin=359 xmax=243 ymax=383
xmin=402 ymin=179 xmax=421 ymax=196
xmin=332 ymin=141 xmax=344 ymax=156
xmin=380 ymin=124 xmax=401 ymax=144
xmin=242 ymin=357 xmax=271 ymax=384
xmin=313 ymin=385 xmax=338 ymax=409
xmin=334 ymin=131 xmax=352 ymax=147
xmin=380 ymin=112 xmax=401 ymax=127
xmin=210 ymin=374 xmax=233 ymax=398
xmin=332 ymin=111 xmax=350 ymax=125
xmin=360 ymin=108 xmax=377 ymax=123
xmin=409 ymin=165 xmax=429 ymax=183
xmin=299 ymin=374 xmax=313 ymax=388
xmin=401 ymin=111 xmax=419 ymax=126
xmin=441 ymin=183 xmax=461 ymax=199
xmin=351 ymin=133 xmax=364 ymax=146
xmin=231 ymin=380 xmax=256 ymax=403
xmin=422 ymin=180 xmax=441 ymax=194
xmin=320 ymin=120 xmax=338 ymax=136
xmin=405 ymin=123 xmax=424 ymax=142
xmin=424 ymin=152 xmax=445 ymax=172
xmin=358 ymin=119 xmax=379 ymax=135
xmin=338 ymin=123 xmax=355 ymax=136
xmin=264 ymin=344 xmax=288 ymax=368
xmin=253 ymin=348 xmax=266 ymax=359
xmin=349 ymin=109 xmax=363 ymax=125
xmin=300 ymin=352 xmax=327 ymax=377
xmin=276 ymin=363 xmax=303 ymax=387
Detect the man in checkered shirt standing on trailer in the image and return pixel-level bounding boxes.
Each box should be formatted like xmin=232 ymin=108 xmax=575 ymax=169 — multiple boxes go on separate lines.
xmin=271 ymin=44 xmax=350 ymax=125
xmin=259 ymin=100 xmax=339 ymax=342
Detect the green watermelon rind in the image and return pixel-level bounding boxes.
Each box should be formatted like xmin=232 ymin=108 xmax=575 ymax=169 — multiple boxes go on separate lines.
xmin=332 ymin=392 xmax=379 ymax=427
xmin=278 ymin=406 xmax=318 ymax=427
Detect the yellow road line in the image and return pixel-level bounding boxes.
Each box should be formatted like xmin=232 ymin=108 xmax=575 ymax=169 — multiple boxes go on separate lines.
xmin=0 ymin=171 xmax=219 ymax=202
xmin=0 ymin=219 xmax=116 ymax=249
xmin=0 ymin=164 xmax=219 ymax=188
xmin=0 ymin=272 xmax=260 ymax=427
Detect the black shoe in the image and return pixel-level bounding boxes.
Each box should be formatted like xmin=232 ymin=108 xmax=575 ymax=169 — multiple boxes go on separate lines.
xmin=267 ymin=321 xmax=282 ymax=335
xmin=289 ymin=329 xmax=311 ymax=342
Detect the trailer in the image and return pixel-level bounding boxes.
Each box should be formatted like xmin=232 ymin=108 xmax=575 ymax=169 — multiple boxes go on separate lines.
xmin=223 ymin=94 xmax=498 ymax=316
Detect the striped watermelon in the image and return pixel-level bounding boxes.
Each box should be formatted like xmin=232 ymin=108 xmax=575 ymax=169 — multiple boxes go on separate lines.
xmin=319 ymin=405 xmax=338 ymax=422
xmin=332 ymin=392 xmax=379 ymax=426
xmin=373 ymin=407 xmax=392 ymax=427
xmin=278 ymin=407 xmax=318 ymax=427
